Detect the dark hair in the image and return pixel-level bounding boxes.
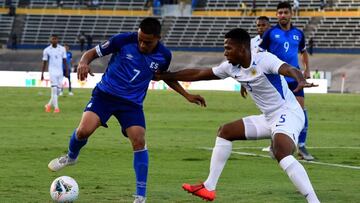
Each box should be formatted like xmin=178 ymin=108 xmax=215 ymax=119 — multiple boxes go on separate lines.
xmin=224 ymin=28 xmax=250 ymax=47
xmin=277 ymin=1 xmax=292 ymax=10
xmin=50 ymin=34 xmax=58 ymax=38
xmin=257 ymin=16 xmax=270 ymax=22
xmin=139 ymin=17 xmax=161 ymax=36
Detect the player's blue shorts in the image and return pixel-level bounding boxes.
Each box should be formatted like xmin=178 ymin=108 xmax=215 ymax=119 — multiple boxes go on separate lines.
xmin=287 ymin=80 xmax=304 ymax=97
xmin=84 ymin=87 xmax=146 ymax=137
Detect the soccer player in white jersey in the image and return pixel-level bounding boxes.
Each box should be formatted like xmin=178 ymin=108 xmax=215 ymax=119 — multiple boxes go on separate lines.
xmin=156 ymin=28 xmax=320 ymax=203
xmin=250 ymin=16 xmax=271 ymax=54
xmin=41 ymin=34 xmax=68 ymax=113
xmin=242 ymin=16 xmax=271 ymax=102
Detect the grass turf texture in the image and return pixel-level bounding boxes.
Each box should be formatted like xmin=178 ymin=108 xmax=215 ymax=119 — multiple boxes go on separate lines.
xmin=0 ymin=87 xmax=359 ymax=203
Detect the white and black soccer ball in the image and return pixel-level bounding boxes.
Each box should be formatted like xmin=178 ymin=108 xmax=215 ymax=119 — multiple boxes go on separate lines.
xmin=50 ymin=176 xmax=79 ymax=203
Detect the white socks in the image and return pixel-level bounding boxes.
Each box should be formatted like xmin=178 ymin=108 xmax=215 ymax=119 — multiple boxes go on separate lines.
xmin=204 ymin=137 xmax=232 ymax=191
xmin=279 ymin=155 xmax=320 ymax=203
xmin=48 ymin=86 xmax=59 ymax=109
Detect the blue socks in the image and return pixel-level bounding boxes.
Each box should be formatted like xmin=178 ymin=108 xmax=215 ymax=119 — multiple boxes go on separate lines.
xmin=298 ymin=109 xmax=308 ymax=146
xmin=133 ymin=149 xmax=149 ymax=197
xmin=68 ymin=129 xmax=88 ymax=159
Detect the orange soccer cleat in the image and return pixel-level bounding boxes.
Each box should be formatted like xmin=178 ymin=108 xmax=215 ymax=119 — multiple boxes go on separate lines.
xmin=44 ymin=104 xmax=51 ymax=113
xmin=182 ymin=183 xmax=216 ymax=201
xmin=54 ymin=108 xmax=60 ymax=113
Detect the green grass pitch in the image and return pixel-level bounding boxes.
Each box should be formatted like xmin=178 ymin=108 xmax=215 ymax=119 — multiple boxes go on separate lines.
xmin=0 ymin=87 xmax=359 ymax=202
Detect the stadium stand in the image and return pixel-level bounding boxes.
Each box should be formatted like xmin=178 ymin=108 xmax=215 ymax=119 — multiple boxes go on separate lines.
xmin=0 ymin=14 xmax=14 ymax=45
xmin=18 ymin=14 xmax=311 ymax=50
xmin=310 ymin=17 xmax=360 ymax=49
xmin=21 ymin=15 xmax=144 ymax=46
xmin=162 ymin=16 xmax=310 ymax=48
xmin=202 ymin=0 xmax=323 ymax=10
xmin=13 ymin=0 xmax=146 ymax=10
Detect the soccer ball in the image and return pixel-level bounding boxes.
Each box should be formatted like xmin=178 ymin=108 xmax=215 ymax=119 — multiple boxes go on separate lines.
xmin=50 ymin=176 xmax=79 ymax=202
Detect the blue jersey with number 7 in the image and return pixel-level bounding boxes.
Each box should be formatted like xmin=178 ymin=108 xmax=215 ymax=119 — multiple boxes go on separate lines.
xmin=95 ymin=32 xmax=171 ymax=106
xmin=259 ymin=24 xmax=305 ymax=82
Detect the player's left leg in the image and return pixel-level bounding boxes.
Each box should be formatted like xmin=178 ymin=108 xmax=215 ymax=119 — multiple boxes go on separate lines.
xmin=67 ymin=74 xmax=73 ymax=95
xmin=115 ymin=105 xmax=148 ymax=203
xmin=183 ymin=115 xmax=271 ymax=201
xmin=126 ymin=126 xmax=148 ymax=203
xmin=273 ymin=133 xmax=320 ymax=203
xmin=296 ymin=96 xmax=314 ymax=160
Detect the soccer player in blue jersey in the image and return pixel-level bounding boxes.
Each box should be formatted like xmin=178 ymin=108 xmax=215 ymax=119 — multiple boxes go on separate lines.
xmin=48 ymin=17 xmax=206 ymax=203
xmin=60 ymin=44 xmax=74 ymax=96
xmin=259 ymin=1 xmax=314 ymax=161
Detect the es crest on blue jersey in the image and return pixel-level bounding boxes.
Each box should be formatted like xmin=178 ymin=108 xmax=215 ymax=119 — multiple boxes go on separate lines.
xmin=293 ymin=35 xmax=299 ymax=40
xmin=150 ymin=62 xmax=159 ymax=71
xmin=126 ymin=54 xmax=134 ymax=60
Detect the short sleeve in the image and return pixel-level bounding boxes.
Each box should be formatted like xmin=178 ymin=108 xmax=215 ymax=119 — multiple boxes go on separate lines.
xmin=261 ymin=52 xmax=285 ymax=74
xmin=160 ymin=51 xmax=172 ymax=72
xmin=299 ymin=31 xmax=306 ymax=52
xmin=62 ymin=47 xmax=67 ymax=59
xmin=212 ymin=61 xmax=231 ymax=79
xmin=95 ymin=33 xmax=135 ymax=57
xmin=42 ymin=48 xmax=48 ymax=61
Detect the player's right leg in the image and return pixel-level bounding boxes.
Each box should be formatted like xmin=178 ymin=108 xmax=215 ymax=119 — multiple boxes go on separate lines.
xmin=183 ymin=116 xmax=269 ymax=201
xmin=273 ymin=133 xmax=320 ymax=203
xmin=48 ymin=111 xmax=101 ymax=171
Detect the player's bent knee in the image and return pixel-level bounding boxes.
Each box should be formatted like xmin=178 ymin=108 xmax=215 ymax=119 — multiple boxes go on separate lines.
xmin=273 ymin=133 xmax=295 ymax=162
xmin=76 ymin=127 xmax=92 ymax=140
xmin=130 ymin=137 xmax=145 ymax=150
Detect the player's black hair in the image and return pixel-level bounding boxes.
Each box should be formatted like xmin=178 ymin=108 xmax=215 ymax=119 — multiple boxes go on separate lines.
xmin=139 ymin=17 xmax=161 ymax=36
xmin=257 ymin=16 xmax=270 ymax=22
xmin=224 ymin=28 xmax=250 ymax=47
xmin=277 ymin=1 xmax=292 ymax=10
xmin=50 ymin=34 xmax=58 ymax=38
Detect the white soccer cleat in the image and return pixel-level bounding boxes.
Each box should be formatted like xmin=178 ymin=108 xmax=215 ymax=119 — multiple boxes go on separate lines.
xmin=68 ymin=92 xmax=74 ymax=96
xmin=133 ymin=195 xmax=146 ymax=203
xmin=48 ymin=155 xmax=77 ymax=172
xmin=262 ymin=146 xmax=271 ymax=152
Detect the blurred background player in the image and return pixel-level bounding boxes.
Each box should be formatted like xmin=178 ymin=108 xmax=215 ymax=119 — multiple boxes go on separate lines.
xmin=47 ymin=17 xmax=206 ymax=203
xmin=250 ymin=16 xmax=271 ymax=54
xmin=41 ymin=34 xmax=68 ymax=113
xmin=156 ymin=28 xmax=320 ymax=203
xmin=60 ymin=44 xmax=74 ymax=96
xmin=259 ymin=1 xmax=314 ymax=161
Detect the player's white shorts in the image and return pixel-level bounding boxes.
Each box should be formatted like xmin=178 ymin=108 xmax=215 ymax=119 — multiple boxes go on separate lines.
xmin=50 ymin=74 xmax=64 ymax=88
xmin=243 ymin=108 xmax=305 ymax=145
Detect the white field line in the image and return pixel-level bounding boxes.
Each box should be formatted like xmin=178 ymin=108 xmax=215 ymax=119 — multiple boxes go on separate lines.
xmin=200 ymin=147 xmax=360 ymax=170
xmin=231 ymin=146 xmax=360 ymax=150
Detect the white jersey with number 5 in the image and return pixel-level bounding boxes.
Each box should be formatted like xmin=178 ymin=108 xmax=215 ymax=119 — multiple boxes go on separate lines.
xmin=212 ymin=52 xmax=302 ymax=119
xmin=42 ymin=44 xmax=66 ymax=76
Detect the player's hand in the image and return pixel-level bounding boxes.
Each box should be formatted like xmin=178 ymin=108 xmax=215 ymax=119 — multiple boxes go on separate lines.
xmin=152 ymin=72 xmax=161 ymax=81
xmin=77 ymin=62 xmax=94 ymax=81
xmin=187 ymin=94 xmax=207 ymax=107
xmin=240 ymin=85 xmax=247 ymax=99
xmin=293 ymin=80 xmax=319 ymax=93
xmin=303 ymin=69 xmax=311 ymax=79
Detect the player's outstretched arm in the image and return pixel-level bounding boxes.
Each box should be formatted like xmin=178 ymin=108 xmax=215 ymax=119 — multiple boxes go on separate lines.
xmin=156 ymin=68 xmax=220 ymax=82
xmin=77 ymin=48 xmax=98 ymax=81
xmin=40 ymin=61 xmax=47 ymax=80
xmin=300 ymin=50 xmax=311 ymax=79
xmin=164 ymin=80 xmax=207 ymax=107
xmin=278 ymin=63 xmax=318 ymax=93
